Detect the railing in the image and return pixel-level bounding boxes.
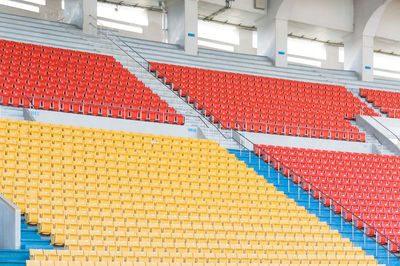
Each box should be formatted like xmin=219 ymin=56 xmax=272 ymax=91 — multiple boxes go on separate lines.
xmin=93 ymin=26 xmax=400 ymax=261
xmin=95 ymin=25 xmax=234 ymax=143
xmin=234 ymin=120 xmax=365 ymax=141
xmin=234 ymin=129 xmax=398 ymax=263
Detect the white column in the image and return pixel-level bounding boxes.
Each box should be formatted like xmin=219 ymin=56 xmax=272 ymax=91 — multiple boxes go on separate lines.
xmin=344 ymin=35 xmax=374 ymax=81
xmin=322 ymin=44 xmax=342 ymax=70
xmin=64 ymin=0 xmax=97 ymax=35
xmin=344 ymin=0 xmax=391 ymax=81
xmin=237 ymin=28 xmax=255 ymax=54
xmin=39 ymin=0 xmax=62 ymax=21
xmin=167 ymin=0 xmax=198 ymax=55
xmin=256 ymin=0 xmax=293 ymax=67
xmin=257 ymin=17 xmax=288 ymax=67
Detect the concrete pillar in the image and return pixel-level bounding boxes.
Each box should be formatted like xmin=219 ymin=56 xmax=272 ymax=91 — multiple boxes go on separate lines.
xmin=237 ymin=28 xmax=255 ymax=54
xmin=39 ymin=0 xmax=63 ymax=21
xmin=322 ymin=44 xmax=342 ymax=70
xmin=256 ymin=0 xmax=293 ymax=67
xmin=344 ymin=0 xmax=392 ymax=81
xmin=167 ymin=0 xmax=198 ymax=55
xmin=64 ymin=0 xmax=97 ymax=35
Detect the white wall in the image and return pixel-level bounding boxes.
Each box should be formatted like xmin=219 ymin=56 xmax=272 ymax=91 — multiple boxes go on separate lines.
xmin=289 ymin=0 xmax=353 ymax=32
xmin=376 ymin=0 xmax=400 ymax=42
xmin=0 ymin=193 xmax=20 ymax=249
xmin=29 ymin=109 xmax=202 ymax=139
xmin=234 ymin=130 xmax=375 ymax=154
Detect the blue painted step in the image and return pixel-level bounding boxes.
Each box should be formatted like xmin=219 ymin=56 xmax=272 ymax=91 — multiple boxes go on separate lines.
xmin=229 ymin=149 xmax=400 ymax=266
xmin=0 ymin=215 xmax=54 ymax=265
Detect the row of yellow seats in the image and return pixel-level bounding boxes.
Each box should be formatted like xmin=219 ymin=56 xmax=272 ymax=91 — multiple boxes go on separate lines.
xmin=2 ymin=172 xmax=263 ymax=187
xmin=29 ymin=211 xmax=319 ymax=231
xmin=61 ymin=239 xmax=354 ymax=252
xmin=26 ymin=259 xmax=379 ymax=266
xmin=54 ymin=230 xmax=343 ymax=244
xmin=0 ymin=118 xmax=213 ymax=139
xmin=0 ymin=133 xmax=218 ymax=148
xmin=30 ymin=249 xmax=377 ymax=262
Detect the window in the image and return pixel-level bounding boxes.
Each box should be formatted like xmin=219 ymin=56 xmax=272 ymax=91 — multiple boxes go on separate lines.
xmin=0 ymin=0 xmax=41 ymax=12
xmin=198 ymin=21 xmax=239 ymax=45
xmin=288 ymin=37 xmax=326 ymax=60
xmin=252 ymin=31 xmax=257 ymax=48
xmin=97 ymin=2 xmax=148 ymax=26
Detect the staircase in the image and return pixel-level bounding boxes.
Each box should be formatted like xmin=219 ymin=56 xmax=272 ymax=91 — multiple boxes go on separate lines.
xmin=91 ymin=30 xmax=240 ymax=149
xmin=0 ymin=216 xmax=54 ymax=266
xmin=229 ymin=149 xmax=400 ymax=266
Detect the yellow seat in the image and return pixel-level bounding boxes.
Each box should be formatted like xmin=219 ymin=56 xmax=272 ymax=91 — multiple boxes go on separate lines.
xmin=0 ymin=118 xmax=377 ymax=265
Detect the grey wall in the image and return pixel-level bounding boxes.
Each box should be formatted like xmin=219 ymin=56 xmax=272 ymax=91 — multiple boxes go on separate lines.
xmin=29 ymin=109 xmax=201 ymax=139
xmin=0 ymin=193 xmax=20 ymax=249
xmin=234 ymin=130 xmax=375 ymax=154
xmin=357 ymin=115 xmax=400 ymax=155
xmin=166 ymin=0 xmax=185 ymax=47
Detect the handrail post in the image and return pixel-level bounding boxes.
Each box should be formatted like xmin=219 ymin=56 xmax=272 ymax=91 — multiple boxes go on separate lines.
xmin=287 ymin=169 xmax=290 ymax=192
xmin=352 ymin=216 xmax=354 ymax=240
xmin=277 ymin=163 xmax=280 ymax=185
xmin=363 ymin=223 xmax=366 ymax=247
xmin=387 ymin=238 xmax=389 ymax=264
xmin=318 ymin=193 xmax=321 ymax=216
xmin=297 ymin=179 xmax=300 ymax=200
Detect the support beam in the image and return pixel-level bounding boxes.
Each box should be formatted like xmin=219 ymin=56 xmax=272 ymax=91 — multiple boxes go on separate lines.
xmin=167 ymin=0 xmax=198 ymax=55
xmin=344 ymin=0 xmax=392 ymax=81
xmin=39 ymin=0 xmax=63 ymax=21
xmin=256 ymin=0 xmax=293 ymax=67
xmin=64 ymin=0 xmax=97 ymax=35
xmin=322 ymin=44 xmax=342 ymax=70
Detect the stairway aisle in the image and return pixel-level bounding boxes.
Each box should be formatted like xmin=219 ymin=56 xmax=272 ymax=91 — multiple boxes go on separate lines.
xmin=90 ymin=32 xmax=240 ymax=149
xmin=0 ymin=216 xmax=54 ymax=266
xmin=229 ymin=149 xmax=400 ymax=266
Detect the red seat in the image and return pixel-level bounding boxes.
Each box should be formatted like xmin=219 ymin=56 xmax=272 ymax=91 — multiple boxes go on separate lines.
xmin=0 ymin=40 xmax=183 ymax=126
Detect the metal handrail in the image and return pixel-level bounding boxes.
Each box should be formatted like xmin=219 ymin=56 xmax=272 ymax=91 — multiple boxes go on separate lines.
xmin=235 ymin=119 xmax=364 ymax=136
xmin=95 ymin=26 xmax=232 ymax=141
xmin=234 ymin=123 xmax=399 ymax=259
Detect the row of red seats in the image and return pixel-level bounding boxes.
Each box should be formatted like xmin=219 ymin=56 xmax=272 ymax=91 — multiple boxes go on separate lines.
xmin=255 ymin=144 xmax=400 ymax=250
xmin=0 ymin=39 xmax=184 ymax=125
xmin=360 ymin=88 xmax=400 ymax=118
xmin=151 ymin=62 xmax=377 ymax=141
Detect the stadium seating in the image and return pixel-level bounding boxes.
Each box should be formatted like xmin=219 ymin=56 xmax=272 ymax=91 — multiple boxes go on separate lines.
xmin=0 ymin=39 xmax=184 ymax=125
xmin=150 ymin=62 xmax=378 ymax=141
xmin=0 ymin=119 xmax=377 ymax=264
xmin=360 ymin=88 xmax=400 ymax=118
xmin=255 ymin=144 xmax=400 ymax=252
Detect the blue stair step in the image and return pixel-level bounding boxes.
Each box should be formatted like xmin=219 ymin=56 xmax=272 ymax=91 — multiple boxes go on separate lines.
xmin=229 ymin=149 xmax=400 ymax=266
xmin=0 ymin=215 xmax=55 ymax=265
